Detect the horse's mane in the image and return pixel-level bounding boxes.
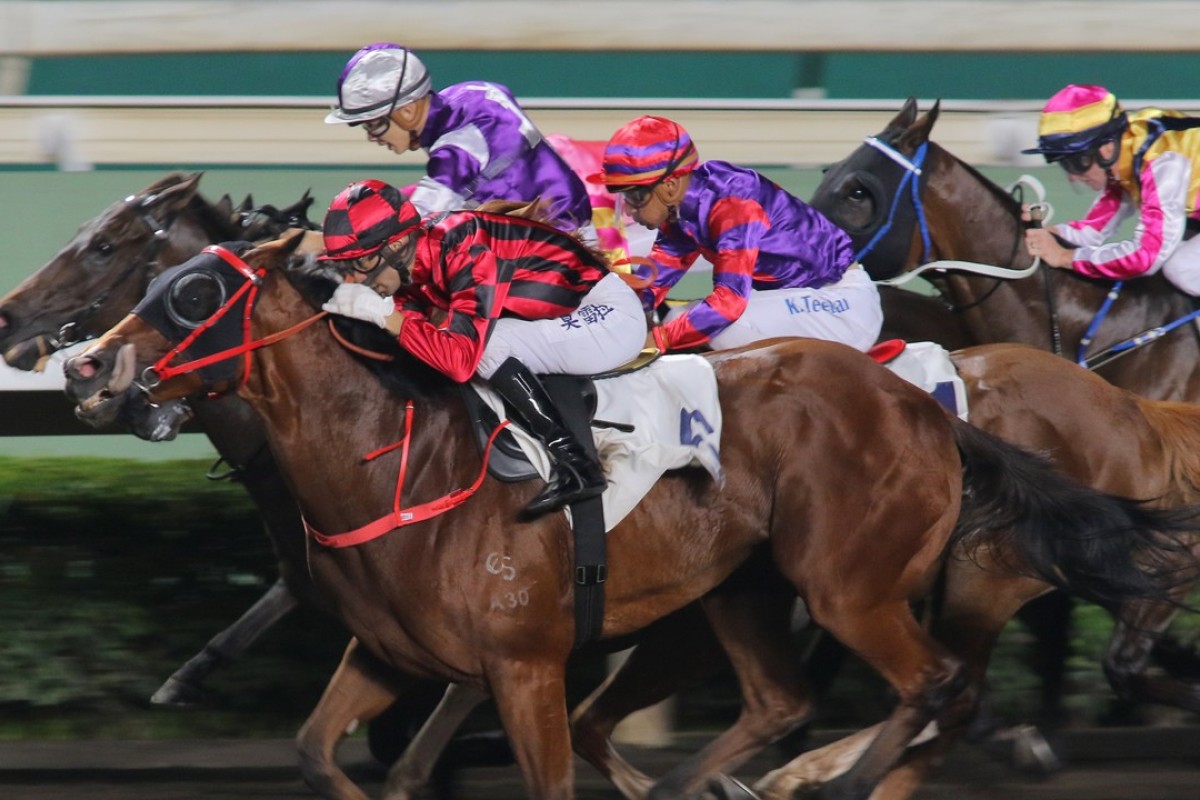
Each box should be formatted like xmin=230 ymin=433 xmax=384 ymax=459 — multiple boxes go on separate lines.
xmin=874 ymin=129 xmax=1023 ymax=219
xmin=282 ymin=254 xmax=456 ymax=402
xmin=137 ymin=172 xmax=317 ymax=244
xmin=476 ymin=198 xmax=613 ymax=271
xmin=945 ymin=149 xmax=1024 ymax=217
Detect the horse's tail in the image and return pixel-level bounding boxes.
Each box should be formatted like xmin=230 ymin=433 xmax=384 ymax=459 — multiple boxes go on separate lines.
xmin=950 ymin=417 xmax=1198 ymax=611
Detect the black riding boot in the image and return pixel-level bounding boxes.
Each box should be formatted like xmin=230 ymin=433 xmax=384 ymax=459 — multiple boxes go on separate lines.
xmin=489 ymin=357 xmax=606 ymax=518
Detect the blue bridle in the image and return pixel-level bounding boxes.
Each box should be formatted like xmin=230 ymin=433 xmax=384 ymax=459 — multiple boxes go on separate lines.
xmin=853 ymin=138 xmax=933 ymax=266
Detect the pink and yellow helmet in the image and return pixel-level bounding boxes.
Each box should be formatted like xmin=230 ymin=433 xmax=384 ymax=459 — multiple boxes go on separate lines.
xmin=1023 ymin=84 xmax=1128 ymax=160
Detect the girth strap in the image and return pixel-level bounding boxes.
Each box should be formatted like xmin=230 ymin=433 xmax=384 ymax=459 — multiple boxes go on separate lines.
xmin=544 ymin=375 xmax=607 ymax=649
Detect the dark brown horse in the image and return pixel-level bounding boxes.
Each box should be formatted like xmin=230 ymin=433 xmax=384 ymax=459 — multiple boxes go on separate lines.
xmin=61 ymin=234 xmax=1193 ymax=800
xmin=0 ymin=172 xmax=324 ymax=705
xmin=810 ymin=97 xmax=1200 ymax=402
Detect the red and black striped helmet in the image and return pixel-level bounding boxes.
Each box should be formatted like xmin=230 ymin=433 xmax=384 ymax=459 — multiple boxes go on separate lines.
xmin=319 ymin=179 xmax=421 ymax=261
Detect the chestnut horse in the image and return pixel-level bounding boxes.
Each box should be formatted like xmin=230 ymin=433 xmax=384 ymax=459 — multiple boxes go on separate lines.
xmin=62 ymin=234 xmax=1193 ymax=800
xmin=0 ymin=172 xmax=325 ymax=705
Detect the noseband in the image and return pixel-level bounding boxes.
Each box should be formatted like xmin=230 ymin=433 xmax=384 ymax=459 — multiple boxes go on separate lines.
xmin=55 ymin=193 xmax=177 ymax=349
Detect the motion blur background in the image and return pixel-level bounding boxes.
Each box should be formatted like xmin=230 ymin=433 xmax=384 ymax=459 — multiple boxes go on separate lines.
xmin=3 ymin=0 xmax=1200 ymax=746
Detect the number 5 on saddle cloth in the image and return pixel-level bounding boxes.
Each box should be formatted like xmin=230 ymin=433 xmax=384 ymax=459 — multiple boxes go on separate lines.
xmin=870 ymin=339 xmax=969 ymax=421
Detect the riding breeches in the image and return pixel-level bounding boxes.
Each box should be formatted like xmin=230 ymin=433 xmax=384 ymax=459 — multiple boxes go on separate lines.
xmin=1160 ymin=233 xmax=1200 ymax=295
xmin=475 ymin=272 xmax=648 ymax=379
xmin=665 ymin=265 xmax=884 ymax=352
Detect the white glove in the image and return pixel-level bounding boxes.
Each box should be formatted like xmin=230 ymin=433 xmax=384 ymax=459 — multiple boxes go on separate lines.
xmin=322 ymin=282 xmax=396 ymax=330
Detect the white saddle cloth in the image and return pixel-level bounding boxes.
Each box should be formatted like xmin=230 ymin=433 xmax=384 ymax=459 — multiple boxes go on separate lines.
xmin=883 ymin=341 xmax=969 ymax=420
xmin=472 ymin=354 xmax=724 ymax=531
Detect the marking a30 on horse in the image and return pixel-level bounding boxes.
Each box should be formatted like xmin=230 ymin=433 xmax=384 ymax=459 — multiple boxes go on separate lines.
xmin=61 ymin=232 xmax=1195 ymax=800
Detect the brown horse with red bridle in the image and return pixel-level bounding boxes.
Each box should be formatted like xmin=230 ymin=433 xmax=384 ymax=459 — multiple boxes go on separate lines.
xmin=61 ymin=232 xmax=1193 ymax=800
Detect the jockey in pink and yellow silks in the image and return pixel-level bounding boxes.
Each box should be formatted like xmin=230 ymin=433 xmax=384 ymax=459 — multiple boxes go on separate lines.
xmin=589 ymin=115 xmax=882 ymax=354
xmin=1023 ymin=84 xmax=1200 ymax=295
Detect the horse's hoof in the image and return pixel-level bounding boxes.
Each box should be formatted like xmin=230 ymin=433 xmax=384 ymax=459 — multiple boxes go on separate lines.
xmin=708 ymin=774 xmax=762 ymax=800
xmin=1009 ymin=725 xmax=1062 ymax=775
xmin=149 ymin=677 xmax=210 ymax=707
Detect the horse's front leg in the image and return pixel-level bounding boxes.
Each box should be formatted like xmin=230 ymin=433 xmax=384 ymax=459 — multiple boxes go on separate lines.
xmin=490 ymin=658 xmax=575 ymax=800
xmin=382 ymin=683 xmax=490 ymax=800
xmin=151 ymin=577 xmax=299 ymax=705
xmin=297 ymin=638 xmax=413 ymax=800
xmin=571 ymin=603 xmax=725 ymax=800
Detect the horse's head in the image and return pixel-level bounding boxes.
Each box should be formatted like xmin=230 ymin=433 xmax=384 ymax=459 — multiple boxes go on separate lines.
xmin=811 ymin=98 xmax=941 ymax=280
xmin=0 ymin=172 xmax=237 ymax=371
xmin=63 ymin=232 xmax=311 ymax=437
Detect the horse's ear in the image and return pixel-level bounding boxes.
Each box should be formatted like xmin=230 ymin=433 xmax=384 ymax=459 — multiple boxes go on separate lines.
xmin=141 ymin=171 xmax=203 ymax=214
xmin=252 ymin=228 xmax=310 ymax=257
xmin=900 ymin=99 xmax=941 ymax=150
xmin=214 ymin=193 xmax=234 ymax=220
xmin=883 ymin=98 xmax=920 ymax=133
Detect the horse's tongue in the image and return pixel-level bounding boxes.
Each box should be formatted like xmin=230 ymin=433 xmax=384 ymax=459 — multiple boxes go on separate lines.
xmin=4 ymin=336 xmax=52 ymax=372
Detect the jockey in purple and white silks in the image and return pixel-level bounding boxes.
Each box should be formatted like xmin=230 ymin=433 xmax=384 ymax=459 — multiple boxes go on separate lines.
xmin=325 ymin=43 xmax=594 ymax=238
xmin=1023 ymin=84 xmax=1200 ymax=295
xmin=589 ymin=115 xmax=882 ymax=353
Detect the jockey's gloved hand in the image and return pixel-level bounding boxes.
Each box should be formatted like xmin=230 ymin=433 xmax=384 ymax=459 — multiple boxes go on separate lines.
xmin=322 ymin=282 xmax=396 ymax=329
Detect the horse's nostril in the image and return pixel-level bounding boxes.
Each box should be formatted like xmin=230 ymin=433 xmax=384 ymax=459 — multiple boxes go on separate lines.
xmin=68 ymin=356 xmax=98 ymax=381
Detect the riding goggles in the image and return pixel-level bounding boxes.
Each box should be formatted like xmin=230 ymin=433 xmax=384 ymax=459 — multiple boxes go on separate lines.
xmin=350 ymin=115 xmax=392 ymax=138
xmin=1053 ymin=148 xmax=1098 ymax=175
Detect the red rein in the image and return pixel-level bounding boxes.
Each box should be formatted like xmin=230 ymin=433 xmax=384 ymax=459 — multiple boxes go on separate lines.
xmin=153 ymin=245 xmax=507 ymax=548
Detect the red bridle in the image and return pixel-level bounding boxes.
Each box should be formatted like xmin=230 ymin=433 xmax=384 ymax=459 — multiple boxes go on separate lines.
xmin=142 ymin=244 xmax=508 ymax=547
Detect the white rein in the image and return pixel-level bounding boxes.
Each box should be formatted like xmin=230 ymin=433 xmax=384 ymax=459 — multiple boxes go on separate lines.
xmin=874 ymin=169 xmax=1054 ymax=287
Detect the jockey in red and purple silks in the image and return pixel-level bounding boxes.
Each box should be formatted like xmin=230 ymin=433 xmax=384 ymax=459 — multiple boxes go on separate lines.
xmin=589 ymin=115 xmax=882 ymax=354
xmin=325 ymin=43 xmax=594 ymax=239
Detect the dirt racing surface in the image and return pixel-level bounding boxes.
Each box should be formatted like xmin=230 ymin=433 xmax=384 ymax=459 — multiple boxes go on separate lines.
xmin=3 ymin=726 xmax=1200 ymax=799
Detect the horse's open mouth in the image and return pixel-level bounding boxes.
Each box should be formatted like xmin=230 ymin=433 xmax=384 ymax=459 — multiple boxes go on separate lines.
xmin=74 ymin=386 xmax=125 ymax=428
xmin=3 ymin=334 xmax=58 ymax=372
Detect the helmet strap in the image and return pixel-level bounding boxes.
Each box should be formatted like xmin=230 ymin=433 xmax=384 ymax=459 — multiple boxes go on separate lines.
xmin=1097 ymin=136 xmax=1121 ymax=169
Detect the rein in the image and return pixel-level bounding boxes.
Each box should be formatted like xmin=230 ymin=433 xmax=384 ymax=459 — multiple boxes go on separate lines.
xmin=863 ymin=137 xmax=1046 ymax=288
xmin=143 ymin=244 xmax=507 ymax=545
xmin=303 ymin=401 xmax=510 ymax=548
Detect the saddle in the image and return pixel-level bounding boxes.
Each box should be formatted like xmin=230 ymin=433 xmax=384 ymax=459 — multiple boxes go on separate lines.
xmin=460 ymin=351 xmax=716 ymax=649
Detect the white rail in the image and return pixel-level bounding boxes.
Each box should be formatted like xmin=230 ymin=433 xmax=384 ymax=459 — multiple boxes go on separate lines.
xmin=0 ymin=95 xmax=1064 ymax=168
xmin=2 ymin=1 xmax=1199 ymax=53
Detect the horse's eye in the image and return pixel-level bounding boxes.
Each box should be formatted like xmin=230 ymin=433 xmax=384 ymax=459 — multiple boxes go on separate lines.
xmin=848 ymin=186 xmax=868 ymax=202
xmin=91 ymin=239 xmax=115 ymax=257
xmin=166 ymin=272 xmax=226 ymax=328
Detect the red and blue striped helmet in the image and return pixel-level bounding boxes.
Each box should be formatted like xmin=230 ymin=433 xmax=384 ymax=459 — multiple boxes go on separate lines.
xmin=319 ymin=180 xmax=421 ymax=261
xmin=588 ymin=115 xmax=700 ymax=189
